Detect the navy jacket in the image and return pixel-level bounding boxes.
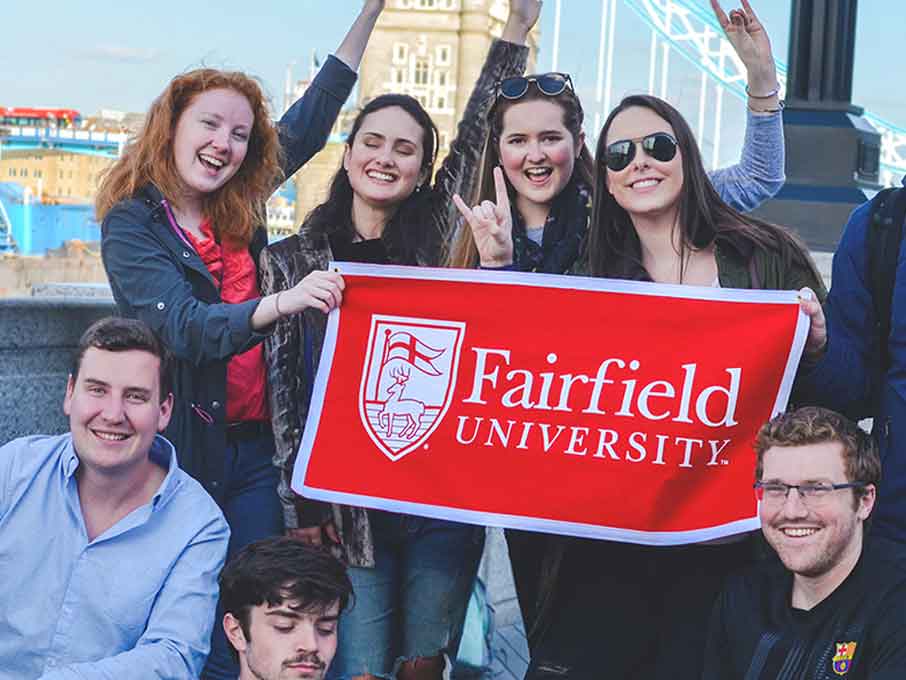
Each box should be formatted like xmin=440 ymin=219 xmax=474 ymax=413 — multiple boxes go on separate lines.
xmin=101 ymin=56 xmax=356 ymax=505
xmin=798 ymin=200 xmax=906 ymax=543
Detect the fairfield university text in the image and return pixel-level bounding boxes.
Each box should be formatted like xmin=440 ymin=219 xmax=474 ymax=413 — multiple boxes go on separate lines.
xmin=296 ymin=265 xmax=805 ymax=542
xmin=454 ymin=349 xmax=738 ymax=470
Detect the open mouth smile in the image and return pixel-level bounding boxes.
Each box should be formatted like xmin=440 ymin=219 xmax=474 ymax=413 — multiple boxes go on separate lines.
xmin=630 ymin=178 xmax=662 ymax=191
xmin=91 ymin=429 xmax=132 ymax=442
xmin=524 ymin=167 xmax=553 ymax=185
xmin=198 ymin=153 xmax=226 ymax=172
xmin=366 ymin=169 xmax=397 ymax=183
xmin=780 ymin=527 xmax=820 ymax=538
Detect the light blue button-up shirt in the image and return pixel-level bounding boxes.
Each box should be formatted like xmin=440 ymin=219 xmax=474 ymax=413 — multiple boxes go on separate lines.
xmin=0 ymin=433 xmax=230 ymax=679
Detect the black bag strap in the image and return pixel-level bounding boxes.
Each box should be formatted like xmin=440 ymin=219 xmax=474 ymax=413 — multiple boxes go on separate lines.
xmin=868 ymin=179 xmax=906 ymax=372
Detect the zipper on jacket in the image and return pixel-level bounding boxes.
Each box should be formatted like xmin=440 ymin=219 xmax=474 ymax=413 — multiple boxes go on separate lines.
xmin=191 ymin=403 xmax=214 ymax=425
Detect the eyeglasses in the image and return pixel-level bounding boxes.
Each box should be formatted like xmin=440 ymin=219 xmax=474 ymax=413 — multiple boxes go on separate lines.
xmin=753 ymin=481 xmax=868 ymax=506
xmin=603 ymin=132 xmax=678 ymax=172
xmin=497 ymin=73 xmax=574 ymax=100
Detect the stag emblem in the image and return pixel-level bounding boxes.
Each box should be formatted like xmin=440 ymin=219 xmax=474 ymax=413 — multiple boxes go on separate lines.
xmin=378 ymin=366 xmax=425 ymax=439
xmin=360 ymin=315 xmax=467 ymax=461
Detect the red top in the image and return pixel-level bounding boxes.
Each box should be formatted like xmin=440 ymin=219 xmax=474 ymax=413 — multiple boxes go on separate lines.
xmin=186 ymin=219 xmax=268 ymax=423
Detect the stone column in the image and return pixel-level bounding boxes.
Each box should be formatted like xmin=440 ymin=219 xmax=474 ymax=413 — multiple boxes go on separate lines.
xmin=752 ymin=0 xmax=881 ymax=252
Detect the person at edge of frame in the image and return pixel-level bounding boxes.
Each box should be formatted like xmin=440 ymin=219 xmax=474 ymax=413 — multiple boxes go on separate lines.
xmin=703 ymin=406 xmax=906 ymax=680
xmin=0 ymin=317 xmax=230 ymax=679
xmin=96 ymin=3 xmax=387 ymax=677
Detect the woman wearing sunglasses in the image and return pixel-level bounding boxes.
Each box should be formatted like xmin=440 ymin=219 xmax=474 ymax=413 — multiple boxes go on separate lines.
xmin=259 ymin=3 xmax=542 ymax=679
xmin=521 ymin=91 xmax=827 ymax=680
xmin=448 ymin=1 xmax=805 ymax=674
xmin=448 ymin=0 xmax=785 ymax=274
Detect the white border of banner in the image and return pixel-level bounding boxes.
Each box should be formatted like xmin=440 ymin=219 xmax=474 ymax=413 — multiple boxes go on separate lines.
xmin=292 ymin=262 xmax=809 ymax=546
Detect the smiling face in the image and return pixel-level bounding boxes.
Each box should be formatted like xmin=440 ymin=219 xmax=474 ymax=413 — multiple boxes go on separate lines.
xmin=64 ymin=347 xmax=173 ymax=479
xmin=604 ymin=106 xmax=683 ymax=221
xmin=172 ymin=87 xmax=254 ymax=203
xmin=228 ymin=598 xmax=340 ymax=680
xmin=497 ymin=98 xmax=582 ymax=224
xmin=343 ymin=105 xmax=426 ymax=212
xmin=760 ymin=442 xmax=874 ymax=582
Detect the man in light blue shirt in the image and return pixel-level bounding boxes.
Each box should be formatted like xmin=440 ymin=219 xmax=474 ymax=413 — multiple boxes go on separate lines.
xmin=0 ymin=317 xmax=230 ymax=679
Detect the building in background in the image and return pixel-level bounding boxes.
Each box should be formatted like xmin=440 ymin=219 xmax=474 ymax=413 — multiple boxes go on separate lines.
xmin=288 ymin=0 xmax=539 ymax=227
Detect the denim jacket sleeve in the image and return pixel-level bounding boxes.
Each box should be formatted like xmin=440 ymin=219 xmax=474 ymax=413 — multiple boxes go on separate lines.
xmin=278 ymin=54 xmax=357 ymax=182
xmin=707 ymin=110 xmax=785 ymax=213
xmin=796 ymin=202 xmax=877 ymax=418
xmin=101 ymin=203 xmax=265 ymax=365
xmin=434 ymin=39 xmax=529 ymax=250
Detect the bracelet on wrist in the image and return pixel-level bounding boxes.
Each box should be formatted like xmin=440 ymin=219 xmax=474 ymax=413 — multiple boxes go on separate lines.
xmin=274 ymin=291 xmax=285 ymax=317
xmin=748 ymin=100 xmax=785 ymax=114
xmin=745 ymin=83 xmax=781 ymax=99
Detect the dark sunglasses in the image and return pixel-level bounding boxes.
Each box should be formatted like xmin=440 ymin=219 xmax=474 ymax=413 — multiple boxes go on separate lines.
xmin=604 ymin=132 xmax=678 ymax=172
xmin=497 ymin=73 xmax=574 ymax=100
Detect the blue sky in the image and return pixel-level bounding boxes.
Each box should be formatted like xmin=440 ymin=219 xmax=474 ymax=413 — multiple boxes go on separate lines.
xmin=2 ymin=1 xmax=902 ymax=159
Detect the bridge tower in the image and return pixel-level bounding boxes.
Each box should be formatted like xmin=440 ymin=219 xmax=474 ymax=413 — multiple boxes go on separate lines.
xmin=753 ymin=0 xmax=881 ymax=251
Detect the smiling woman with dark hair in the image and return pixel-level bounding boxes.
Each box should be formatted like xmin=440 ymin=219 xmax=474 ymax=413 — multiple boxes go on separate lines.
xmin=259 ymin=5 xmax=543 ymax=676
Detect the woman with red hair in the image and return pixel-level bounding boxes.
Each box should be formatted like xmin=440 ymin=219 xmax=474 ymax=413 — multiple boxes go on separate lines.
xmin=96 ymin=4 xmax=385 ymax=677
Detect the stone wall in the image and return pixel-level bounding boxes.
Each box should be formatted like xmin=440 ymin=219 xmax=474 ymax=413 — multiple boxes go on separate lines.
xmin=0 ymin=296 xmax=115 ymax=444
xmin=0 ymin=244 xmax=108 ymax=297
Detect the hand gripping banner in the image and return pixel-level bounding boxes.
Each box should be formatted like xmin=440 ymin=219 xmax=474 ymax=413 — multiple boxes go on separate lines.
xmin=292 ymin=263 xmax=808 ymax=545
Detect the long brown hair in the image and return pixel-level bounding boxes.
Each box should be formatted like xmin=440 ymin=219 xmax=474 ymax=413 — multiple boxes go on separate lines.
xmin=304 ymin=94 xmax=441 ymax=265
xmin=446 ymin=78 xmax=595 ymax=268
xmin=95 ymin=69 xmax=282 ymax=246
xmin=587 ymin=94 xmax=819 ymax=283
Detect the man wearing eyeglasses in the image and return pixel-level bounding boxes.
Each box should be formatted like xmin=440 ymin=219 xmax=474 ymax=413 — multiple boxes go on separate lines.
xmin=702 ymin=406 xmax=906 ymax=679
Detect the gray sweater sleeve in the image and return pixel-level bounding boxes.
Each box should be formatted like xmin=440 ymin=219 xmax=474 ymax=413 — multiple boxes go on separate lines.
xmin=707 ymin=110 xmax=785 ymax=213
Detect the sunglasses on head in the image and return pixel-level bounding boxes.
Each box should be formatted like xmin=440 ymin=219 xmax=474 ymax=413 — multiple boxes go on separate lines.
xmin=497 ymin=73 xmax=574 ymax=100
xmin=603 ymin=132 xmax=678 ymax=172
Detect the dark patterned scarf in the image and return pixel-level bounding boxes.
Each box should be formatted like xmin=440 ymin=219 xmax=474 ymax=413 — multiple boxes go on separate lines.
xmin=511 ymin=178 xmax=592 ymax=274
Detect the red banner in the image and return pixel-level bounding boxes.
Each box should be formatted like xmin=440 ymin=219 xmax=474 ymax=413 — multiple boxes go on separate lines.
xmin=293 ymin=263 xmax=807 ymax=544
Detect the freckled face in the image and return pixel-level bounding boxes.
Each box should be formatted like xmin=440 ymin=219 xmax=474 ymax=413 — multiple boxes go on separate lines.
xmin=497 ymin=99 xmax=582 ymax=218
xmin=172 ymin=88 xmax=254 ymax=200
xmin=604 ymin=106 xmax=683 ymax=220
xmin=343 ymin=106 xmax=426 ymax=210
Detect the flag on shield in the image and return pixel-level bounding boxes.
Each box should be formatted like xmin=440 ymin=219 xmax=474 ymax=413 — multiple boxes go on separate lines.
xmin=381 ymin=331 xmax=445 ymax=376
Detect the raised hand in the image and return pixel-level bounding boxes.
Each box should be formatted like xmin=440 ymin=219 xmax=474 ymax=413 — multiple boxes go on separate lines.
xmin=452 ymin=166 xmax=515 ymax=268
xmin=503 ymin=0 xmax=542 ymax=44
xmin=284 ymin=270 xmax=345 ymax=315
xmin=709 ymin=0 xmax=778 ymax=95
xmin=362 ymin=0 xmax=385 ymax=16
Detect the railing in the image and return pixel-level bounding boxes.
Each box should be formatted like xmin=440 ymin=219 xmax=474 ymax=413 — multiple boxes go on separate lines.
xmin=0 ymin=126 xmax=128 ymax=157
xmin=622 ymin=0 xmax=906 ymax=185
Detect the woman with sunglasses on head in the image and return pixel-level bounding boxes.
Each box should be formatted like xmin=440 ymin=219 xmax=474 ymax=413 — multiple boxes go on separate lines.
xmin=449 ymin=1 xmax=800 ymax=674
xmin=449 ymin=0 xmax=785 ymax=274
xmin=259 ymin=4 xmax=542 ymax=679
xmin=97 ymin=4 xmax=387 ymax=678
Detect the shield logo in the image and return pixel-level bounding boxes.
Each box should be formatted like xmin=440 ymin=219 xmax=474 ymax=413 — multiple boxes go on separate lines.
xmin=359 ymin=314 xmax=466 ymax=461
xmin=832 ymin=641 xmax=857 ymax=675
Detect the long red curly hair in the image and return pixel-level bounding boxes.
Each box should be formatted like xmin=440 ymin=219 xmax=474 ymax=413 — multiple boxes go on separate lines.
xmin=95 ymin=69 xmax=283 ymax=246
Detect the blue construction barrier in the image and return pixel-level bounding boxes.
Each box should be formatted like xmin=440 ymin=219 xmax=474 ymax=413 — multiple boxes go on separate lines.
xmin=0 ymin=183 xmax=99 ymax=254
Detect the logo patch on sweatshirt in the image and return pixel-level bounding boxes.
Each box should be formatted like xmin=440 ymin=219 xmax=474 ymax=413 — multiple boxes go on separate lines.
xmin=832 ymin=641 xmax=857 ymax=675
